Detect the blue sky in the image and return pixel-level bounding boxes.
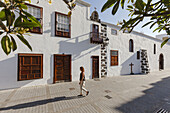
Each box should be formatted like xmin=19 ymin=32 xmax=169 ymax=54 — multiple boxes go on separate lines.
xmin=83 ymin=0 xmax=166 ymax=37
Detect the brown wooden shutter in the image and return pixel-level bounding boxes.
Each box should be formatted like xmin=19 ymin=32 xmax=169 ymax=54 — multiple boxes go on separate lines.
xmin=110 ymin=50 xmax=118 ymax=66
xmin=18 ymin=54 xmax=43 ymax=81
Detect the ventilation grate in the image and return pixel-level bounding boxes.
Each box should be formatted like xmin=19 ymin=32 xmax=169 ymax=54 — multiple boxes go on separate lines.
xmin=69 ymin=88 xmax=75 ymax=90
xmin=156 ymin=108 xmax=170 ymax=113
xmin=105 ymin=95 xmax=112 ymax=99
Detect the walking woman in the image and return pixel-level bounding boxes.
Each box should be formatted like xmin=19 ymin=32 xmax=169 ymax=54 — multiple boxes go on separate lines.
xmin=79 ymin=66 xmax=89 ymax=96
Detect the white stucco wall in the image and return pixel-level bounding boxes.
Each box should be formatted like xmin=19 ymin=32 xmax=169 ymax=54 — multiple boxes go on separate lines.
xmin=0 ymin=0 xmax=170 ymax=90
xmin=106 ymin=24 xmax=170 ymax=76
xmin=0 ymin=0 xmax=101 ymax=90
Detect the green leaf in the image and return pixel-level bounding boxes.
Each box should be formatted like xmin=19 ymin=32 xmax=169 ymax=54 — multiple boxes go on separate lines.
xmin=150 ymin=22 xmax=156 ymax=29
xmin=15 ymin=21 xmax=40 ymax=28
xmin=14 ymin=16 xmax=21 ymax=27
xmin=161 ymin=38 xmax=170 ymax=48
xmin=0 ymin=19 xmax=8 ymax=31
xmin=127 ymin=5 xmax=133 ymax=9
xmin=14 ymin=14 xmax=30 ymax=28
xmin=14 ymin=0 xmax=31 ymax=3
xmin=153 ymin=27 xmax=160 ymax=32
xmin=142 ymin=21 xmax=154 ymax=28
xmin=1 ymin=35 xmax=11 ymax=55
xmin=17 ymin=34 xmax=32 ymax=51
xmin=112 ymin=1 xmax=120 ymax=15
xmin=17 ymin=3 xmax=28 ymax=9
xmin=0 ymin=9 xmax=6 ymax=21
xmin=121 ymin=0 xmax=125 ymax=9
xmin=5 ymin=9 xmax=14 ymax=26
xmin=135 ymin=0 xmax=145 ymax=11
xmin=133 ymin=11 xmax=142 ymax=15
xmin=22 ymin=10 xmax=41 ymax=28
xmin=0 ymin=1 xmax=6 ymax=7
xmin=10 ymin=35 xmax=17 ymax=51
xmin=121 ymin=17 xmax=140 ymax=30
xmin=162 ymin=0 xmax=170 ymax=7
xmin=101 ymin=0 xmax=118 ymax=12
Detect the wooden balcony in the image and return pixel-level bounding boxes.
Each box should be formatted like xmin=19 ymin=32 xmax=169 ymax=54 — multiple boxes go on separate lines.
xmin=90 ymin=32 xmax=103 ymax=44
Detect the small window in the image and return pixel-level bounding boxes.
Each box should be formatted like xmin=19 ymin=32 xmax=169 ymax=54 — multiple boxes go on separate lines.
xmin=25 ymin=3 xmax=43 ymax=34
xmin=55 ymin=12 xmax=71 ymax=38
xmin=129 ymin=39 xmax=134 ymax=52
xmin=110 ymin=50 xmax=118 ymax=66
xmin=111 ymin=29 xmax=117 ymax=35
xmin=137 ymin=51 xmax=140 ymax=59
xmin=18 ymin=54 xmax=43 ymax=81
xmin=154 ymin=44 xmax=156 ymax=54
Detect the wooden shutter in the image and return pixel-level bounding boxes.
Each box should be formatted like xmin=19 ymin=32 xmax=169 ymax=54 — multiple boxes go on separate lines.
xmin=110 ymin=50 xmax=118 ymax=66
xmin=18 ymin=54 xmax=43 ymax=81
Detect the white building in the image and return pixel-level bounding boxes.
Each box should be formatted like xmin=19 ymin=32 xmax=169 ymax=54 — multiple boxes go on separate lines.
xmin=156 ymin=34 xmax=170 ymax=41
xmin=0 ymin=0 xmax=170 ymax=90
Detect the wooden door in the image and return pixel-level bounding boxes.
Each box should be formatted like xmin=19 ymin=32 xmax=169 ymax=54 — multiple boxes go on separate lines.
xmin=159 ymin=54 xmax=164 ymax=70
xmin=92 ymin=56 xmax=99 ymax=78
xmin=54 ymin=55 xmax=71 ymax=83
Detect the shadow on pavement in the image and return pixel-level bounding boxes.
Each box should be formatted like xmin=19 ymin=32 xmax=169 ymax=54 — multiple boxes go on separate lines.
xmin=115 ymin=77 xmax=170 ymax=113
xmin=0 ymin=95 xmax=84 ymax=111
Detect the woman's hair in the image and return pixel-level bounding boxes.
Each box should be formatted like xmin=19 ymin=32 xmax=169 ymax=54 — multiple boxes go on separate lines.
xmin=80 ymin=66 xmax=85 ymax=72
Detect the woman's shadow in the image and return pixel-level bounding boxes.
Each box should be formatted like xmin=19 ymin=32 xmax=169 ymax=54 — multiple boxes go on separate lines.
xmin=0 ymin=95 xmax=85 ymax=111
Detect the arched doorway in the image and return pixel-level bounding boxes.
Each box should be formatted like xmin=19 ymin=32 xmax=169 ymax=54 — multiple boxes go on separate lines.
xmin=159 ymin=54 xmax=164 ymax=70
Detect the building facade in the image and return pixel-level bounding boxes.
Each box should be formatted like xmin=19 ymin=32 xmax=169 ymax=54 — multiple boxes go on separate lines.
xmin=0 ymin=0 xmax=170 ymax=90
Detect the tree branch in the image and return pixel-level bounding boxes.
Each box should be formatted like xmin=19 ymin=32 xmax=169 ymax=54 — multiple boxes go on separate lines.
xmin=143 ymin=11 xmax=170 ymax=17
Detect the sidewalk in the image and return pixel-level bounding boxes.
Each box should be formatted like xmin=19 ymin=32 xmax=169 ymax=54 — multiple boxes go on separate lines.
xmin=0 ymin=70 xmax=170 ymax=113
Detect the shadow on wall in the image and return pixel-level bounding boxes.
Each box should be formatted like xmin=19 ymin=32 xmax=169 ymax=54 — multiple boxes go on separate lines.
xmin=115 ymin=76 xmax=170 ymax=112
xmin=59 ymin=33 xmax=100 ymax=61
xmin=120 ymin=51 xmax=140 ymax=75
xmin=47 ymin=33 xmax=100 ymax=83
xmin=0 ymin=55 xmax=32 ymax=90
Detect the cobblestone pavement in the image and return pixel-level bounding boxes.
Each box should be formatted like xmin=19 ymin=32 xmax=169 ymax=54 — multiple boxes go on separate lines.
xmin=0 ymin=70 xmax=170 ymax=113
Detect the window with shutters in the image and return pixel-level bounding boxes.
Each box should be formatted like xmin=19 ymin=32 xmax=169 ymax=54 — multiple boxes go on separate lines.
xmin=18 ymin=54 xmax=43 ymax=81
xmin=137 ymin=51 xmax=140 ymax=60
xmin=25 ymin=3 xmax=43 ymax=34
xmin=129 ymin=39 xmax=134 ymax=52
xmin=55 ymin=12 xmax=71 ymax=38
xmin=110 ymin=50 xmax=118 ymax=66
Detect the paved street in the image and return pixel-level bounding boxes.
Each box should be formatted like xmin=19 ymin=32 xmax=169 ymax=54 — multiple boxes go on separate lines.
xmin=0 ymin=70 xmax=170 ymax=113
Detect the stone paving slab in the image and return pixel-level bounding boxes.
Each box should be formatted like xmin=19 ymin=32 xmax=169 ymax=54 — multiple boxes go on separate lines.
xmin=10 ymin=86 xmax=46 ymax=101
xmin=0 ymin=70 xmax=170 ymax=113
xmin=0 ymin=90 xmax=14 ymax=103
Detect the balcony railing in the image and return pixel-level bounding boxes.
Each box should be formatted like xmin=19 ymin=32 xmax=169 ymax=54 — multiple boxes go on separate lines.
xmin=90 ymin=32 xmax=103 ymax=44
